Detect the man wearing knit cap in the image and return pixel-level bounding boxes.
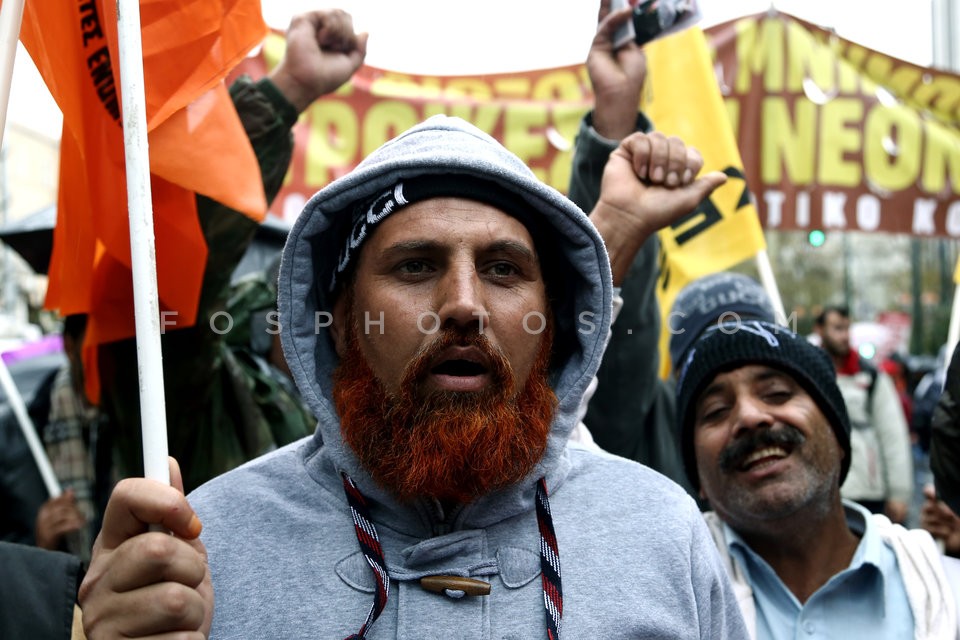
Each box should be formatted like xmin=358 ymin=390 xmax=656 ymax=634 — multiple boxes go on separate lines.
xmin=675 ymin=320 xmax=960 ymax=639
xmin=78 ymin=108 xmax=750 ymax=637
xmin=667 ymin=272 xmax=777 ymax=373
xmin=570 ymin=0 xmax=777 ymax=498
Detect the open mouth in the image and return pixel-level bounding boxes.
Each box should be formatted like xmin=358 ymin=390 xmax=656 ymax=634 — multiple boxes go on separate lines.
xmin=426 ymin=347 xmax=492 ymax=391
xmin=738 ymin=446 xmax=790 ymax=472
xmin=431 ymin=359 xmax=488 ymax=376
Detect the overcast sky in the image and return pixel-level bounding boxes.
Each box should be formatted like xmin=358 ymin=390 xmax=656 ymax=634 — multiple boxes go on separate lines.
xmin=4 ymin=0 xmax=936 ymax=138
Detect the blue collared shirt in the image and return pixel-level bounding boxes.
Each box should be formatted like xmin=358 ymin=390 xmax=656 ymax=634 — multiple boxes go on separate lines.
xmin=725 ymin=501 xmax=914 ymax=639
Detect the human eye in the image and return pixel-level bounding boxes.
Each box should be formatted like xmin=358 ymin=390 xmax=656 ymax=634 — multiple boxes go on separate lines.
xmin=762 ymin=383 xmax=793 ymax=404
xmin=395 ymin=259 xmax=434 ymax=277
xmin=697 ymin=399 xmax=729 ymax=425
xmin=486 ymin=261 xmax=521 ymax=279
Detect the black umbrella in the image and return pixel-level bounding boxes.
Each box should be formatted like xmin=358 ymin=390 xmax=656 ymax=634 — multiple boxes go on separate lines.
xmin=0 ymin=205 xmax=292 ymax=277
xmin=0 ymin=205 xmax=55 ymax=274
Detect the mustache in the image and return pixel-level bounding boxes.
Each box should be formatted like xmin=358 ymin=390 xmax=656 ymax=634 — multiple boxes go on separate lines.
xmin=402 ymin=325 xmax=511 ymax=392
xmin=718 ymin=426 xmax=805 ymax=473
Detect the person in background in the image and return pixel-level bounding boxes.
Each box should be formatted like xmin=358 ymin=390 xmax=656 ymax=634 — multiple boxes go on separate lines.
xmin=814 ymin=305 xmax=913 ymax=522
xmin=0 ymin=541 xmax=85 ymax=640
xmin=42 ymin=314 xmax=103 ymax=564
xmin=76 ymin=111 xmax=747 ymax=637
xmin=913 ymin=344 xmax=947 ymax=457
xmin=569 ymin=0 xmax=775 ymax=499
xmin=9 ymin=9 xmax=364 ymax=569
xmin=676 ymin=320 xmax=960 ymax=639
xmin=0 ymin=339 xmax=81 ymax=549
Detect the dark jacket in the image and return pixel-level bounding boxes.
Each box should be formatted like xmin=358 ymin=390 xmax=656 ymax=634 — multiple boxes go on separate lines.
xmin=931 ymin=341 xmax=960 ymax=514
xmin=0 ymin=361 xmax=61 ymax=545
xmin=568 ymin=111 xmax=695 ymax=498
xmin=0 ymin=542 xmax=82 ymax=640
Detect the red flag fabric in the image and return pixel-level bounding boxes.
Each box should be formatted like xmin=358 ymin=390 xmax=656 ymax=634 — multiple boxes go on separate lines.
xmin=16 ymin=0 xmax=269 ymax=401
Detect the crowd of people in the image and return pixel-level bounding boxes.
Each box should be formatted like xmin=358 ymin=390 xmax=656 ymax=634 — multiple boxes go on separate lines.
xmin=3 ymin=1 xmax=960 ymax=639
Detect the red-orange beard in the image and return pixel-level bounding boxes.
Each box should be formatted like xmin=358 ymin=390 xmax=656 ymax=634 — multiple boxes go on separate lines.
xmin=333 ymin=320 xmax=556 ymax=505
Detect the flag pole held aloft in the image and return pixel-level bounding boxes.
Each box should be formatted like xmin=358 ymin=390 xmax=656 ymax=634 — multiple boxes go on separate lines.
xmin=0 ymin=0 xmax=25 ymax=150
xmin=115 ymin=0 xmax=169 ymax=486
xmin=755 ymin=249 xmax=787 ymax=326
xmin=0 ymin=0 xmax=58 ymax=496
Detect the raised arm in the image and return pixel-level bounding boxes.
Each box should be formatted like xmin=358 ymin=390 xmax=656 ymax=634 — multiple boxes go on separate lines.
xmin=570 ymin=2 xmax=713 ymax=496
xmin=590 ymin=131 xmax=725 ymax=286
xmin=568 ymin=0 xmax=649 ymax=214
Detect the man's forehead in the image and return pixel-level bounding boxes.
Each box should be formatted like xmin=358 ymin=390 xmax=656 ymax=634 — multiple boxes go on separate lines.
xmin=703 ymin=364 xmax=796 ymax=394
xmin=824 ymin=311 xmax=849 ymax=326
xmin=362 ymin=198 xmax=539 ymax=253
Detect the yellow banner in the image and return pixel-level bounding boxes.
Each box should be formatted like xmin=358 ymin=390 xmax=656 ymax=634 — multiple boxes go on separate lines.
xmin=236 ymin=27 xmax=767 ymax=377
xmin=709 ymin=11 xmax=960 ymax=237
xmin=643 ymin=27 xmax=767 ymax=377
xmin=235 ymin=32 xmax=593 ymax=220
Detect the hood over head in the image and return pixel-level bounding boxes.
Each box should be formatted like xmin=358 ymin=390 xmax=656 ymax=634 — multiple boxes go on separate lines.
xmin=277 ymin=115 xmax=613 ymax=509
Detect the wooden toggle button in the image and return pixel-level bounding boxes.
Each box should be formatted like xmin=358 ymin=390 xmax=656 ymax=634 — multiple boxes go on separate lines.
xmin=420 ymin=575 xmax=491 ymax=597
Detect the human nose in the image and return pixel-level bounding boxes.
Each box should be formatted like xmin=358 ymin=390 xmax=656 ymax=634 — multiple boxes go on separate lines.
xmin=436 ymin=263 xmax=488 ymax=330
xmin=730 ymin=394 xmax=774 ymax=437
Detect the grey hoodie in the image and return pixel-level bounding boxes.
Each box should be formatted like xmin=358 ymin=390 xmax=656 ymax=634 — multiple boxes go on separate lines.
xmin=188 ymin=116 xmax=748 ymax=639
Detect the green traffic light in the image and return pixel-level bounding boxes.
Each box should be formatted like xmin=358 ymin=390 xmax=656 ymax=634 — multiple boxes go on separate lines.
xmin=808 ymin=229 xmax=826 ymax=247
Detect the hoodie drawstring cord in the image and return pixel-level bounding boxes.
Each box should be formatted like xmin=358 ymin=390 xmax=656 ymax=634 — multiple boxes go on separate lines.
xmin=341 ymin=472 xmax=390 ymax=640
xmin=340 ymin=474 xmax=563 ymax=640
xmin=536 ymin=477 xmax=563 ymax=639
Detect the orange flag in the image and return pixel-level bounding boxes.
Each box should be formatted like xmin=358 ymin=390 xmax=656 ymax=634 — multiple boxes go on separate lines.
xmin=16 ymin=0 xmax=269 ymax=401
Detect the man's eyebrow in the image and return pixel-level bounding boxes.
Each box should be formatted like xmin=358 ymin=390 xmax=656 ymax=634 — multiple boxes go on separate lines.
xmin=380 ymin=240 xmax=441 ymax=255
xmin=698 ymin=379 xmax=727 ymax=404
xmin=751 ymin=367 xmax=793 ymax=385
xmin=379 ymin=239 xmax=537 ymax=261
xmin=485 ymin=240 xmax=537 ymax=262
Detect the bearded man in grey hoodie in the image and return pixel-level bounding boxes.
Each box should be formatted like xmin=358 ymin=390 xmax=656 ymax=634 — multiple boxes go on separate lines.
xmin=77 ymin=113 xmax=748 ymax=639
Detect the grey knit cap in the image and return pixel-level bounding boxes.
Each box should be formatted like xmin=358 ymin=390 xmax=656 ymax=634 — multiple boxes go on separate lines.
xmin=668 ymin=272 xmax=776 ymax=371
xmin=674 ymin=320 xmax=851 ymax=491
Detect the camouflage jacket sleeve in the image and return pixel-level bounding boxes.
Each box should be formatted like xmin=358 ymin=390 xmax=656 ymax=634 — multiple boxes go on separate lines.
xmin=102 ymin=76 xmax=314 ymax=492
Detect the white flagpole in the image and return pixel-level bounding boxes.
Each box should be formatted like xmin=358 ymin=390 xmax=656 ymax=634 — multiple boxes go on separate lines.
xmin=0 ymin=0 xmax=61 ymax=497
xmin=0 ymin=0 xmax=24 ymax=150
xmin=116 ymin=0 xmax=169 ymax=485
xmin=0 ymin=356 xmax=60 ymax=497
xmin=755 ymin=249 xmax=788 ymax=327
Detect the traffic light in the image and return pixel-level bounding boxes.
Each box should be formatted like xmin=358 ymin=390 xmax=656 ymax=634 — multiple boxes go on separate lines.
xmin=807 ymin=229 xmax=826 ymax=247
xmin=858 ymin=343 xmax=876 ymax=360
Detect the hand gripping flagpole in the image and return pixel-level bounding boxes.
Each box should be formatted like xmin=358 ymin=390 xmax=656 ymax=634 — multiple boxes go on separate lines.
xmin=116 ymin=0 xmax=170 ymax=486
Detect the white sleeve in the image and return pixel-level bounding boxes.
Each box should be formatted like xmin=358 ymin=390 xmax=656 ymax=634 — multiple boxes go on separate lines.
xmin=872 ymin=372 xmax=914 ymax=503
